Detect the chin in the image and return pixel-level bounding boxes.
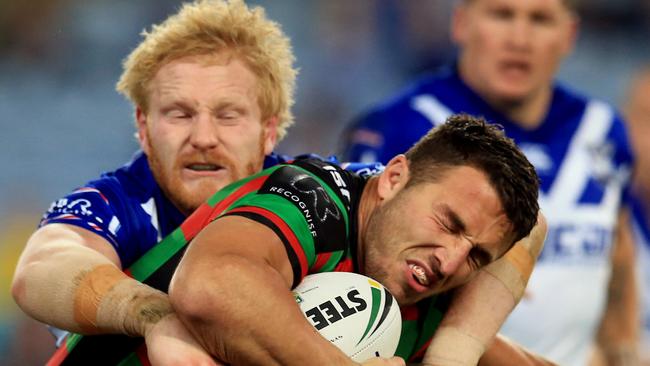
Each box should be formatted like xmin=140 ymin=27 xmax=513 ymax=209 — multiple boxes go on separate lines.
xmin=171 ymin=182 xmax=222 ymax=214
xmin=494 ymin=80 xmax=537 ymax=102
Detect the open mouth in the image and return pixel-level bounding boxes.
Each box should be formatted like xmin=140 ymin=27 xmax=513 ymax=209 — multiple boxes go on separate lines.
xmin=409 ymin=263 xmax=430 ymax=286
xmin=501 ymin=60 xmax=531 ymax=74
xmin=186 ymin=163 xmax=223 ymax=172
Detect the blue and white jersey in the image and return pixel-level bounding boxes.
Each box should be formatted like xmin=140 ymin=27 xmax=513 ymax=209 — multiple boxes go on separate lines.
xmin=630 ymin=195 xmax=650 ymax=355
xmin=40 ymin=151 xmax=292 ymax=268
xmin=342 ymin=65 xmax=634 ymax=366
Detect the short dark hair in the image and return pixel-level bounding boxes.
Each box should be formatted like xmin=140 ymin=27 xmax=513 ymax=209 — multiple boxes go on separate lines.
xmin=405 ymin=114 xmax=539 ymax=244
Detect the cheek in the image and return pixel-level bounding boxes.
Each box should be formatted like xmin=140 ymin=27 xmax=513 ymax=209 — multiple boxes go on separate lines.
xmin=148 ymin=125 xmax=187 ymax=164
xmin=537 ymin=35 xmax=569 ymax=66
xmin=473 ymin=22 xmax=503 ymax=50
xmin=443 ymin=266 xmax=476 ymax=291
xmin=223 ymin=124 xmax=264 ymax=156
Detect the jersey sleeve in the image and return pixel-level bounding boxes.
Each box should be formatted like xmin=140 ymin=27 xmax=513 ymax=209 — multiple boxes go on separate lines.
xmin=39 ymin=180 xmax=158 ymax=268
xmin=341 ymin=110 xmax=393 ymax=164
xmin=219 ymin=164 xmax=351 ymax=287
xmin=341 ymin=99 xmax=438 ymax=164
xmin=610 ymin=113 xmax=636 ymax=208
xmin=40 ymin=186 xmax=123 ymax=252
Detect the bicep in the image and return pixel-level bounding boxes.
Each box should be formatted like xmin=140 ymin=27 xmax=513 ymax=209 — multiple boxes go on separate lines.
xmin=17 ymin=223 xmax=121 ymax=270
xmin=177 ymin=215 xmax=294 ymax=288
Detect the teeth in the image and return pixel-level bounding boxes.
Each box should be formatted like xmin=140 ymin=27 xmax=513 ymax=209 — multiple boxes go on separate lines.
xmin=189 ymin=164 xmax=218 ymax=171
xmin=409 ymin=264 xmax=429 ymax=286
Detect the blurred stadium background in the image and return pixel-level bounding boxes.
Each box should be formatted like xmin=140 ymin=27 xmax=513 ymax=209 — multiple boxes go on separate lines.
xmin=1 ymin=0 xmax=649 ymax=364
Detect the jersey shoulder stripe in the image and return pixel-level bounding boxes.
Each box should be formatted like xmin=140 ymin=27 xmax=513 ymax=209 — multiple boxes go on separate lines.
xmin=218 ymin=161 xmax=354 ymax=283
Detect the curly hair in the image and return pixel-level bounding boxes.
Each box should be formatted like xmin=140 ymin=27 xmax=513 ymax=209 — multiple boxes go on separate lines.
xmin=116 ymin=0 xmax=297 ymax=140
xmin=405 ymin=114 xmax=540 ymax=244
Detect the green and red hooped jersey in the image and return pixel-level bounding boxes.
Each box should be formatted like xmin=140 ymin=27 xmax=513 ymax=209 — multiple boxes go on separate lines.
xmin=202 ymin=158 xmax=448 ymax=362
xmin=218 ymin=158 xmax=365 ymax=286
xmin=49 ymin=158 xmax=446 ymax=365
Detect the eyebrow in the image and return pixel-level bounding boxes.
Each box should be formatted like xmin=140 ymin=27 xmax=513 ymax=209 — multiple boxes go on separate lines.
xmin=441 ymin=205 xmax=495 ymax=264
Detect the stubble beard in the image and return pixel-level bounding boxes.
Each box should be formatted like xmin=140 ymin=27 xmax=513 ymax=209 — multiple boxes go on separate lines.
xmin=361 ymin=197 xmax=408 ymax=305
xmin=145 ymin=132 xmax=266 ymax=216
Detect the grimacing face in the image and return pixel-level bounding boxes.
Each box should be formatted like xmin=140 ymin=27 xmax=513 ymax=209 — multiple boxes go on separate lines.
xmin=137 ymin=55 xmax=278 ymax=215
xmin=361 ymin=163 xmax=514 ymax=306
xmin=453 ymin=0 xmax=577 ymax=107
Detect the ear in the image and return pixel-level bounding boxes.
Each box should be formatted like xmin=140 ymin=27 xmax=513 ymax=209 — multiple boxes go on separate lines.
xmin=262 ymin=116 xmax=279 ymax=155
xmin=561 ymin=15 xmax=579 ymax=57
xmin=376 ymin=154 xmax=410 ymax=201
xmin=450 ymin=3 xmax=469 ymax=46
xmin=136 ymin=107 xmax=150 ymax=155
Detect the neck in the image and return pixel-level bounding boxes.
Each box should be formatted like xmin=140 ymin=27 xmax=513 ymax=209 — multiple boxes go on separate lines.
xmin=487 ymin=86 xmax=552 ymax=129
xmin=356 ymin=177 xmax=382 ymax=264
xmin=458 ymin=63 xmax=552 ymax=129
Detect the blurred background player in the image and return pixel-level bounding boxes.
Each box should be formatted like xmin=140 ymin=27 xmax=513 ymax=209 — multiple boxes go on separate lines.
xmin=622 ymin=66 xmax=650 ymax=365
xmin=340 ymin=0 xmax=639 ymax=365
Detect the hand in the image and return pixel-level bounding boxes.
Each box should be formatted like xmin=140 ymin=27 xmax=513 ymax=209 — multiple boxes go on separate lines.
xmin=145 ymin=312 xmax=223 ymax=366
xmin=361 ymin=356 xmax=406 ymax=366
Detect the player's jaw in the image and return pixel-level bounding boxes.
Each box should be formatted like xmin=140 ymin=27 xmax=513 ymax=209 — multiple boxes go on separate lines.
xmin=363 ymin=243 xmax=449 ymax=306
xmin=149 ymin=143 xmax=261 ymax=215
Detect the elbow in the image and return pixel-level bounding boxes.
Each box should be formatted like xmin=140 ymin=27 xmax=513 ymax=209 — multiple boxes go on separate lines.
xmin=529 ymin=212 xmax=548 ymax=258
xmin=168 ymin=274 xmax=205 ymax=323
xmin=11 ymin=249 xmax=40 ymax=312
xmin=11 ymin=269 xmax=27 ymax=309
xmin=169 ymin=255 xmax=246 ymax=325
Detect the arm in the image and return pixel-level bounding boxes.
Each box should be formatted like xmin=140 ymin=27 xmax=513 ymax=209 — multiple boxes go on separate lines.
xmin=169 ymin=215 xmax=403 ymax=366
xmin=477 ymin=335 xmax=557 ymax=366
xmin=11 ymin=223 xmax=215 ymax=365
xmin=422 ymin=213 xmax=548 ymax=366
xmin=594 ymin=208 xmax=640 ymax=365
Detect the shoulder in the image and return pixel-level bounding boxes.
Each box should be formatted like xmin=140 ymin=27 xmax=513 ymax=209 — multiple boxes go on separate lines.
xmin=261 ymin=159 xmax=360 ymax=209
xmin=357 ymin=72 xmax=448 ymax=124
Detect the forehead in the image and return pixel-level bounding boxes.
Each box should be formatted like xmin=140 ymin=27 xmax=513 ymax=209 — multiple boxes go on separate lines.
xmin=149 ymin=54 xmax=259 ymax=103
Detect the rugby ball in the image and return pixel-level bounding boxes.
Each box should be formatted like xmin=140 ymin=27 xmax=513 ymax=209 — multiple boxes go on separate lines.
xmin=292 ymin=272 xmax=402 ymax=361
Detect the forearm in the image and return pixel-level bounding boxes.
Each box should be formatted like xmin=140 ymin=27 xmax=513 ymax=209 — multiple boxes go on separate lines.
xmin=12 ymin=227 xmax=172 ymax=336
xmin=170 ymin=253 xmax=355 ymax=365
xmin=478 ymin=335 xmax=557 ymax=366
xmin=423 ymin=214 xmax=547 ymax=366
xmin=595 ymin=209 xmax=639 ymax=365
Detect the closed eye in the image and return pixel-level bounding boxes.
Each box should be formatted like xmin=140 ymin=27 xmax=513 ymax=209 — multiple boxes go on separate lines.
xmin=169 ymin=110 xmax=191 ymax=119
xmin=468 ymin=246 xmax=492 ymax=269
xmin=216 ymin=108 xmax=245 ymax=125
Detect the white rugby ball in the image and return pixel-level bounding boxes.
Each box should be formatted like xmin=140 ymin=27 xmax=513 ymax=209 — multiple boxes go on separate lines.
xmin=293 ymin=272 xmax=402 ymax=362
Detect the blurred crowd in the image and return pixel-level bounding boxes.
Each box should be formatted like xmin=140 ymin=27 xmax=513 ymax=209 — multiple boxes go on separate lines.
xmin=1 ymin=0 xmax=650 ymax=364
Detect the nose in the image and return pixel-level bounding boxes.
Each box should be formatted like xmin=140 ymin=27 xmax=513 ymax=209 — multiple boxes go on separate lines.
xmin=507 ymin=18 xmax=532 ymax=51
xmin=189 ymin=112 xmax=219 ymax=150
xmin=438 ymin=237 xmax=472 ymax=276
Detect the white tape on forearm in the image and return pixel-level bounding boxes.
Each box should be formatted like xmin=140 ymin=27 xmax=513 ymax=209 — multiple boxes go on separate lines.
xmin=73 ymin=264 xmax=171 ymax=336
xmin=484 ymin=242 xmax=534 ymax=302
xmin=425 ymin=326 xmax=486 ymax=366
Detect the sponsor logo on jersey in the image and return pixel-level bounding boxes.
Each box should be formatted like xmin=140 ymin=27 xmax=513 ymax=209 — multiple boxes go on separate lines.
xmin=47 ymin=197 xmax=94 ymax=217
xmin=539 ymin=224 xmax=612 ymax=263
